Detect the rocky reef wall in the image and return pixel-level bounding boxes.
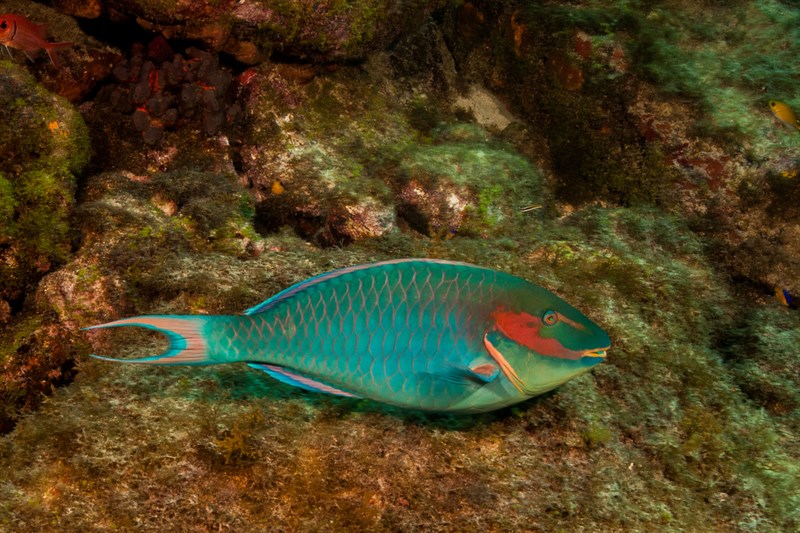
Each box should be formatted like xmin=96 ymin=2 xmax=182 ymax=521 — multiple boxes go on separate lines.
xmin=0 ymin=1 xmax=798 ymax=531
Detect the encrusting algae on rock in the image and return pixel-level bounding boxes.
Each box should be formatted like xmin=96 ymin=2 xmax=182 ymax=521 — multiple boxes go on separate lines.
xmin=3 ymin=0 xmax=800 ymax=531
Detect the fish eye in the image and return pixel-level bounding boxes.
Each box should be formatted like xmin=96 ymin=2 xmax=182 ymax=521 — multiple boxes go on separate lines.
xmin=542 ymin=310 xmax=558 ymax=327
xmin=0 ymin=21 xmax=6 ymax=29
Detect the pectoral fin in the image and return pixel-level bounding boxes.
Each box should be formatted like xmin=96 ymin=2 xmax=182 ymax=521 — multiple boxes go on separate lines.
xmin=423 ymin=359 xmax=500 ymax=387
xmin=468 ymin=362 xmax=500 ymax=382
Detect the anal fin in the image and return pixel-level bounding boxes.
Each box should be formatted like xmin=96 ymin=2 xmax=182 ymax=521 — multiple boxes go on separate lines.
xmin=248 ymin=363 xmax=361 ymax=398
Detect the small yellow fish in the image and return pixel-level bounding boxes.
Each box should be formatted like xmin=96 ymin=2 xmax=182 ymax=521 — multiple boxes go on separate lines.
xmin=271 ymin=179 xmax=285 ymax=195
xmin=768 ymin=100 xmax=800 ymax=131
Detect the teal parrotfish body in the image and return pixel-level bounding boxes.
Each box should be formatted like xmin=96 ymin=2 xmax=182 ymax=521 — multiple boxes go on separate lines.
xmin=87 ymin=259 xmax=611 ymax=413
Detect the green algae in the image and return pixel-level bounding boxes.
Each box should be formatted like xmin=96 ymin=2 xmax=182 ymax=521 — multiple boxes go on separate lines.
xmin=397 ymin=124 xmax=545 ymax=232
xmin=524 ymin=0 xmax=800 ymax=158
xmin=493 ymin=4 xmax=681 ymax=207
xmin=74 ymin=170 xmax=259 ymax=314
xmin=253 ymin=0 xmax=444 ymax=57
xmin=4 ymin=197 xmax=799 ymax=530
xmin=1 ymin=1 xmax=800 ymax=530
xmin=0 ymin=173 xmax=15 ymax=229
xmin=723 ymin=307 xmax=800 ymax=424
xmin=245 ymin=66 xmax=417 ymax=201
xmin=528 ymin=208 xmax=800 ymax=530
xmin=247 ymin=63 xmax=545 ymax=240
xmin=124 ymin=0 xmax=446 ymax=61
xmin=0 ymin=62 xmax=90 ymax=431
xmin=0 ymin=62 xmax=91 ymax=302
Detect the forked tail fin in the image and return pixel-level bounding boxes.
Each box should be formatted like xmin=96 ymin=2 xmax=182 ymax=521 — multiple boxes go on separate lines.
xmin=84 ymin=315 xmax=217 ymax=365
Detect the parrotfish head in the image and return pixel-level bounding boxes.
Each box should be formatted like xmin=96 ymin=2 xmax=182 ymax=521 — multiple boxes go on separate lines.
xmin=484 ymin=281 xmax=611 ymax=398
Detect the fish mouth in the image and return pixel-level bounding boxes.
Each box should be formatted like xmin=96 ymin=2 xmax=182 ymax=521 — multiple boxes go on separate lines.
xmin=582 ymin=347 xmax=609 ymax=359
xmin=484 ymin=334 xmax=610 ymax=396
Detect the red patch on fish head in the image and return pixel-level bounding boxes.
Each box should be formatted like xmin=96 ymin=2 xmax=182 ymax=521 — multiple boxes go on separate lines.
xmin=490 ymin=307 xmax=583 ymax=360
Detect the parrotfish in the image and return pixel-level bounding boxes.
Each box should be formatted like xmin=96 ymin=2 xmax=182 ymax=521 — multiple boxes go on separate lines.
xmin=768 ymin=100 xmax=800 ymax=131
xmin=86 ymin=259 xmax=611 ymax=413
xmin=0 ymin=13 xmax=72 ymax=68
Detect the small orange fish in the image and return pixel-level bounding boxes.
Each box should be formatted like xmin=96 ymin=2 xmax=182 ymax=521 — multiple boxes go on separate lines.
xmin=0 ymin=13 xmax=72 ymax=68
xmin=271 ymin=179 xmax=285 ymax=195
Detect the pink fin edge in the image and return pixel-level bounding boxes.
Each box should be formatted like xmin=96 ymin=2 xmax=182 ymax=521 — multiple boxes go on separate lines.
xmin=84 ymin=316 xmax=211 ymax=365
xmin=248 ymin=363 xmax=361 ymax=398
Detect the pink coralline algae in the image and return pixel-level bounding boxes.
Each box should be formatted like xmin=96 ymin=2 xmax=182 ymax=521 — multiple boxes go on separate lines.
xmin=104 ymin=37 xmax=241 ymax=145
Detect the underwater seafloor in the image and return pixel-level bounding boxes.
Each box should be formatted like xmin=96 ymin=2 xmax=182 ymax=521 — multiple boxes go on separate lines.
xmin=1 ymin=0 xmax=799 ymax=531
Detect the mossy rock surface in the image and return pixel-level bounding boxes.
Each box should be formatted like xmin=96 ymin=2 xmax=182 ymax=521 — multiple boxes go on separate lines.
xmin=103 ymin=0 xmax=448 ymax=62
xmin=1 ymin=0 xmax=800 ymax=531
xmin=1 ymin=207 xmax=799 ymax=531
xmin=392 ymin=124 xmax=545 ymax=236
xmin=0 ymin=63 xmax=90 ymax=307
xmin=239 ymin=62 xmax=546 ymax=245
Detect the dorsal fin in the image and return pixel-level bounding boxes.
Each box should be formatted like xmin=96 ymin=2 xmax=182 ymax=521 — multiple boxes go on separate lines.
xmin=243 ymin=258 xmax=480 ymax=316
